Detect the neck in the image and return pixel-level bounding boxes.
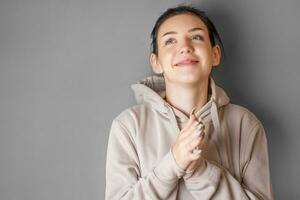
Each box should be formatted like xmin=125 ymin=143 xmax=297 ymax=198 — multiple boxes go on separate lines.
xmin=165 ymin=78 xmax=210 ymax=116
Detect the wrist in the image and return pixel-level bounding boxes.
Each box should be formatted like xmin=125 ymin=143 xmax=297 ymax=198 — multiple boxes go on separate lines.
xmin=171 ymin=147 xmax=186 ymax=171
xmin=184 ymin=158 xmax=205 ymax=177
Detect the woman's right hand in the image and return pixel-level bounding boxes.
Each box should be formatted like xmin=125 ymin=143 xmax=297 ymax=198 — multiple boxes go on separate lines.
xmin=171 ymin=113 xmax=205 ymax=170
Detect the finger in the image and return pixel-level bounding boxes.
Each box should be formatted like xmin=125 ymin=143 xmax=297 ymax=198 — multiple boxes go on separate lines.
xmin=185 ymin=127 xmax=206 ymax=151
xmin=182 ymin=113 xmax=196 ymax=132
xmin=190 ymin=131 xmax=206 ymax=160
xmin=180 ymin=117 xmax=197 ymax=139
xmin=181 ymin=125 xmax=201 ymax=145
xmin=184 ymin=122 xmax=205 ymax=142
xmin=189 ymin=149 xmax=202 ymax=160
xmin=182 ymin=107 xmax=198 ymax=131
xmin=192 ymin=148 xmax=202 ymax=156
xmin=199 ymin=131 xmax=206 ymax=148
xmin=191 ymin=131 xmax=206 ymax=153
xmin=186 ymin=136 xmax=202 ymax=151
xmin=191 ymin=143 xmax=204 ymax=160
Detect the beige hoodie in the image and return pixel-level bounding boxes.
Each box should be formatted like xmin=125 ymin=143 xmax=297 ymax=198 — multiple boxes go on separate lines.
xmin=105 ymin=75 xmax=274 ymax=200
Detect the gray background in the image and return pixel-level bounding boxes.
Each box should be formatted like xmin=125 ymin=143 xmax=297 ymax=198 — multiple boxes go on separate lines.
xmin=0 ymin=0 xmax=299 ymax=199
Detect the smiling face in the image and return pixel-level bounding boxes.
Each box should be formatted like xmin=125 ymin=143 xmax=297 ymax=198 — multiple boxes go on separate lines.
xmin=150 ymin=13 xmax=221 ymax=86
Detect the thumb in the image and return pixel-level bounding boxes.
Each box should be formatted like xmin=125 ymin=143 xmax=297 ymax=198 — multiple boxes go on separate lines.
xmin=182 ymin=107 xmax=197 ymax=131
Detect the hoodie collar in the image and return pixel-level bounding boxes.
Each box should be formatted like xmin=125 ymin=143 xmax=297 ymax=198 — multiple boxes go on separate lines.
xmin=131 ymin=75 xmax=230 ymax=133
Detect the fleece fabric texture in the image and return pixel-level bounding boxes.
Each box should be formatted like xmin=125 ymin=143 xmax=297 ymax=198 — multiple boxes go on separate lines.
xmin=105 ymin=75 xmax=274 ymax=200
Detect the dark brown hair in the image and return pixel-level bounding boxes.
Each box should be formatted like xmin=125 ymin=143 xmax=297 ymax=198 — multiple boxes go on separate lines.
xmin=150 ymin=5 xmax=225 ymax=62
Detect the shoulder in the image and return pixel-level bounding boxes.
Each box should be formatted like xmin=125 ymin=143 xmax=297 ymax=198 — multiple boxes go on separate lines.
xmin=111 ymin=103 xmax=153 ymax=137
xmin=114 ymin=103 xmax=152 ymax=123
xmin=222 ymin=103 xmax=264 ymax=130
xmin=222 ymin=104 xmax=268 ymax=157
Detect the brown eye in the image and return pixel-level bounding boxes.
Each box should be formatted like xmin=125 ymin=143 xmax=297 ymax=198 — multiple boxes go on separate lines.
xmin=165 ymin=38 xmax=176 ymax=45
xmin=192 ymin=35 xmax=204 ymax=41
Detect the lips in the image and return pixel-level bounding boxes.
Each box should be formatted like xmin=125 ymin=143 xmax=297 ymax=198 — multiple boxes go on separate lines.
xmin=174 ymin=59 xmax=199 ymax=67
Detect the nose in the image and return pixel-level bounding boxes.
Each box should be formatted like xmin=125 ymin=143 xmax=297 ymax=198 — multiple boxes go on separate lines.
xmin=179 ymin=40 xmax=194 ymax=54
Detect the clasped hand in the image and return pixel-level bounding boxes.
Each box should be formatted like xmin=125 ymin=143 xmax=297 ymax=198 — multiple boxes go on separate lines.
xmin=171 ymin=112 xmax=205 ymax=173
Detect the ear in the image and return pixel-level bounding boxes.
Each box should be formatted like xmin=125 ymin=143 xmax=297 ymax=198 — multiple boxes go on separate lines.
xmin=149 ymin=53 xmax=163 ymax=74
xmin=212 ymin=44 xmax=221 ymax=67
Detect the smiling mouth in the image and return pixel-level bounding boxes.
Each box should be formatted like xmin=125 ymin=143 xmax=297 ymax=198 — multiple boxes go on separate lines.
xmin=174 ymin=60 xmax=199 ymax=67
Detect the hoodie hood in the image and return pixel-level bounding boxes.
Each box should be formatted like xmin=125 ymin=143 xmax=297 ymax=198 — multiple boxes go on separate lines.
xmin=131 ymin=75 xmax=230 ymax=135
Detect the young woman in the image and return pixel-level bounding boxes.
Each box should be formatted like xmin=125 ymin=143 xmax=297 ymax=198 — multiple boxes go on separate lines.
xmin=105 ymin=5 xmax=274 ymax=200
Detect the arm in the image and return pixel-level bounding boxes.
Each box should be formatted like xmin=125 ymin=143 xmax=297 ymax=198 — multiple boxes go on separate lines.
xmin=183 ymin=122 xmax=274 ymax=200
xmin=105 ymin=119 xmax=185 ymax=200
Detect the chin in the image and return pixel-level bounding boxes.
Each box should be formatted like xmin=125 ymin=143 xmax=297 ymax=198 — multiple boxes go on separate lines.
xmin=177 ymin=75 xmax=204 ymax=85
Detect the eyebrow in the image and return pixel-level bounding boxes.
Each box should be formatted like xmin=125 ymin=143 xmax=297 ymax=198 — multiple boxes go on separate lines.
xmin=161 ymin=27 xmax=205 ymax=37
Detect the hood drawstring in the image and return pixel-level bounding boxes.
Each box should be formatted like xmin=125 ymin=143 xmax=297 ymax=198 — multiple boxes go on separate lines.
xmin=211 ymin=98 xmax=231 ymax=169
xmin=131 ymin=75 xmax=232 ymax=169
xmin=164 ymin=98 xmax=221 ymax=137
xmin=164 ymin=102 xmax=181 ymax=135
xmin=211 ymin=97 xmax=221 ymax=132
xmin=164 ymin=97 xmax=232 ymax=169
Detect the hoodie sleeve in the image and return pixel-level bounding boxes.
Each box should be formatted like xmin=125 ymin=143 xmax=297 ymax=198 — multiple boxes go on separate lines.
xmin=183 ymin=122 xmax=274 ymax=200
xmin=105 ymin=119 xmax=185 ymax=200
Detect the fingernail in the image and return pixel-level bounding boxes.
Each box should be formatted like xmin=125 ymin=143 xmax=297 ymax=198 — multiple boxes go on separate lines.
xmin=195 ymin=149 xmax=202 ymax=155
xmin=193 ymin=121 xmax=200 ymax=128
xmin=195 ymin=123 xmax=203 ymax=130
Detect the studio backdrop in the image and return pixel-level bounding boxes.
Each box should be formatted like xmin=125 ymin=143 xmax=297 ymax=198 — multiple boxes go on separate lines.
xmin=0 ymin=0 xmax=299 ymax=199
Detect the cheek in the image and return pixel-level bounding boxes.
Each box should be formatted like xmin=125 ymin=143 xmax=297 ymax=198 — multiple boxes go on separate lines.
xmin=198 ymin=47 xmax=213 ymax=62
xmin=160 ymin=45 xmax=176 ymax=54
xmin=159 ymin=48 xmax=176 ymax=63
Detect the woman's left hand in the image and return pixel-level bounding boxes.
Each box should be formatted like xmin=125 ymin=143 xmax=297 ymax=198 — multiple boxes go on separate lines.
xmin=185 ymin=114 xmax=206 ymax=173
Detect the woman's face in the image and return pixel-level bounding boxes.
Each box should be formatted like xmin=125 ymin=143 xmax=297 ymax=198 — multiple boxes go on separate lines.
xmin=150 ymin=14 xmax=221 ymax=85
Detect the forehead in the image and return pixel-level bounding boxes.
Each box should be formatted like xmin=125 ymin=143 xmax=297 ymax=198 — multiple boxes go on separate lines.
xmin=157 ymin=13 xmax=209 ymax=37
